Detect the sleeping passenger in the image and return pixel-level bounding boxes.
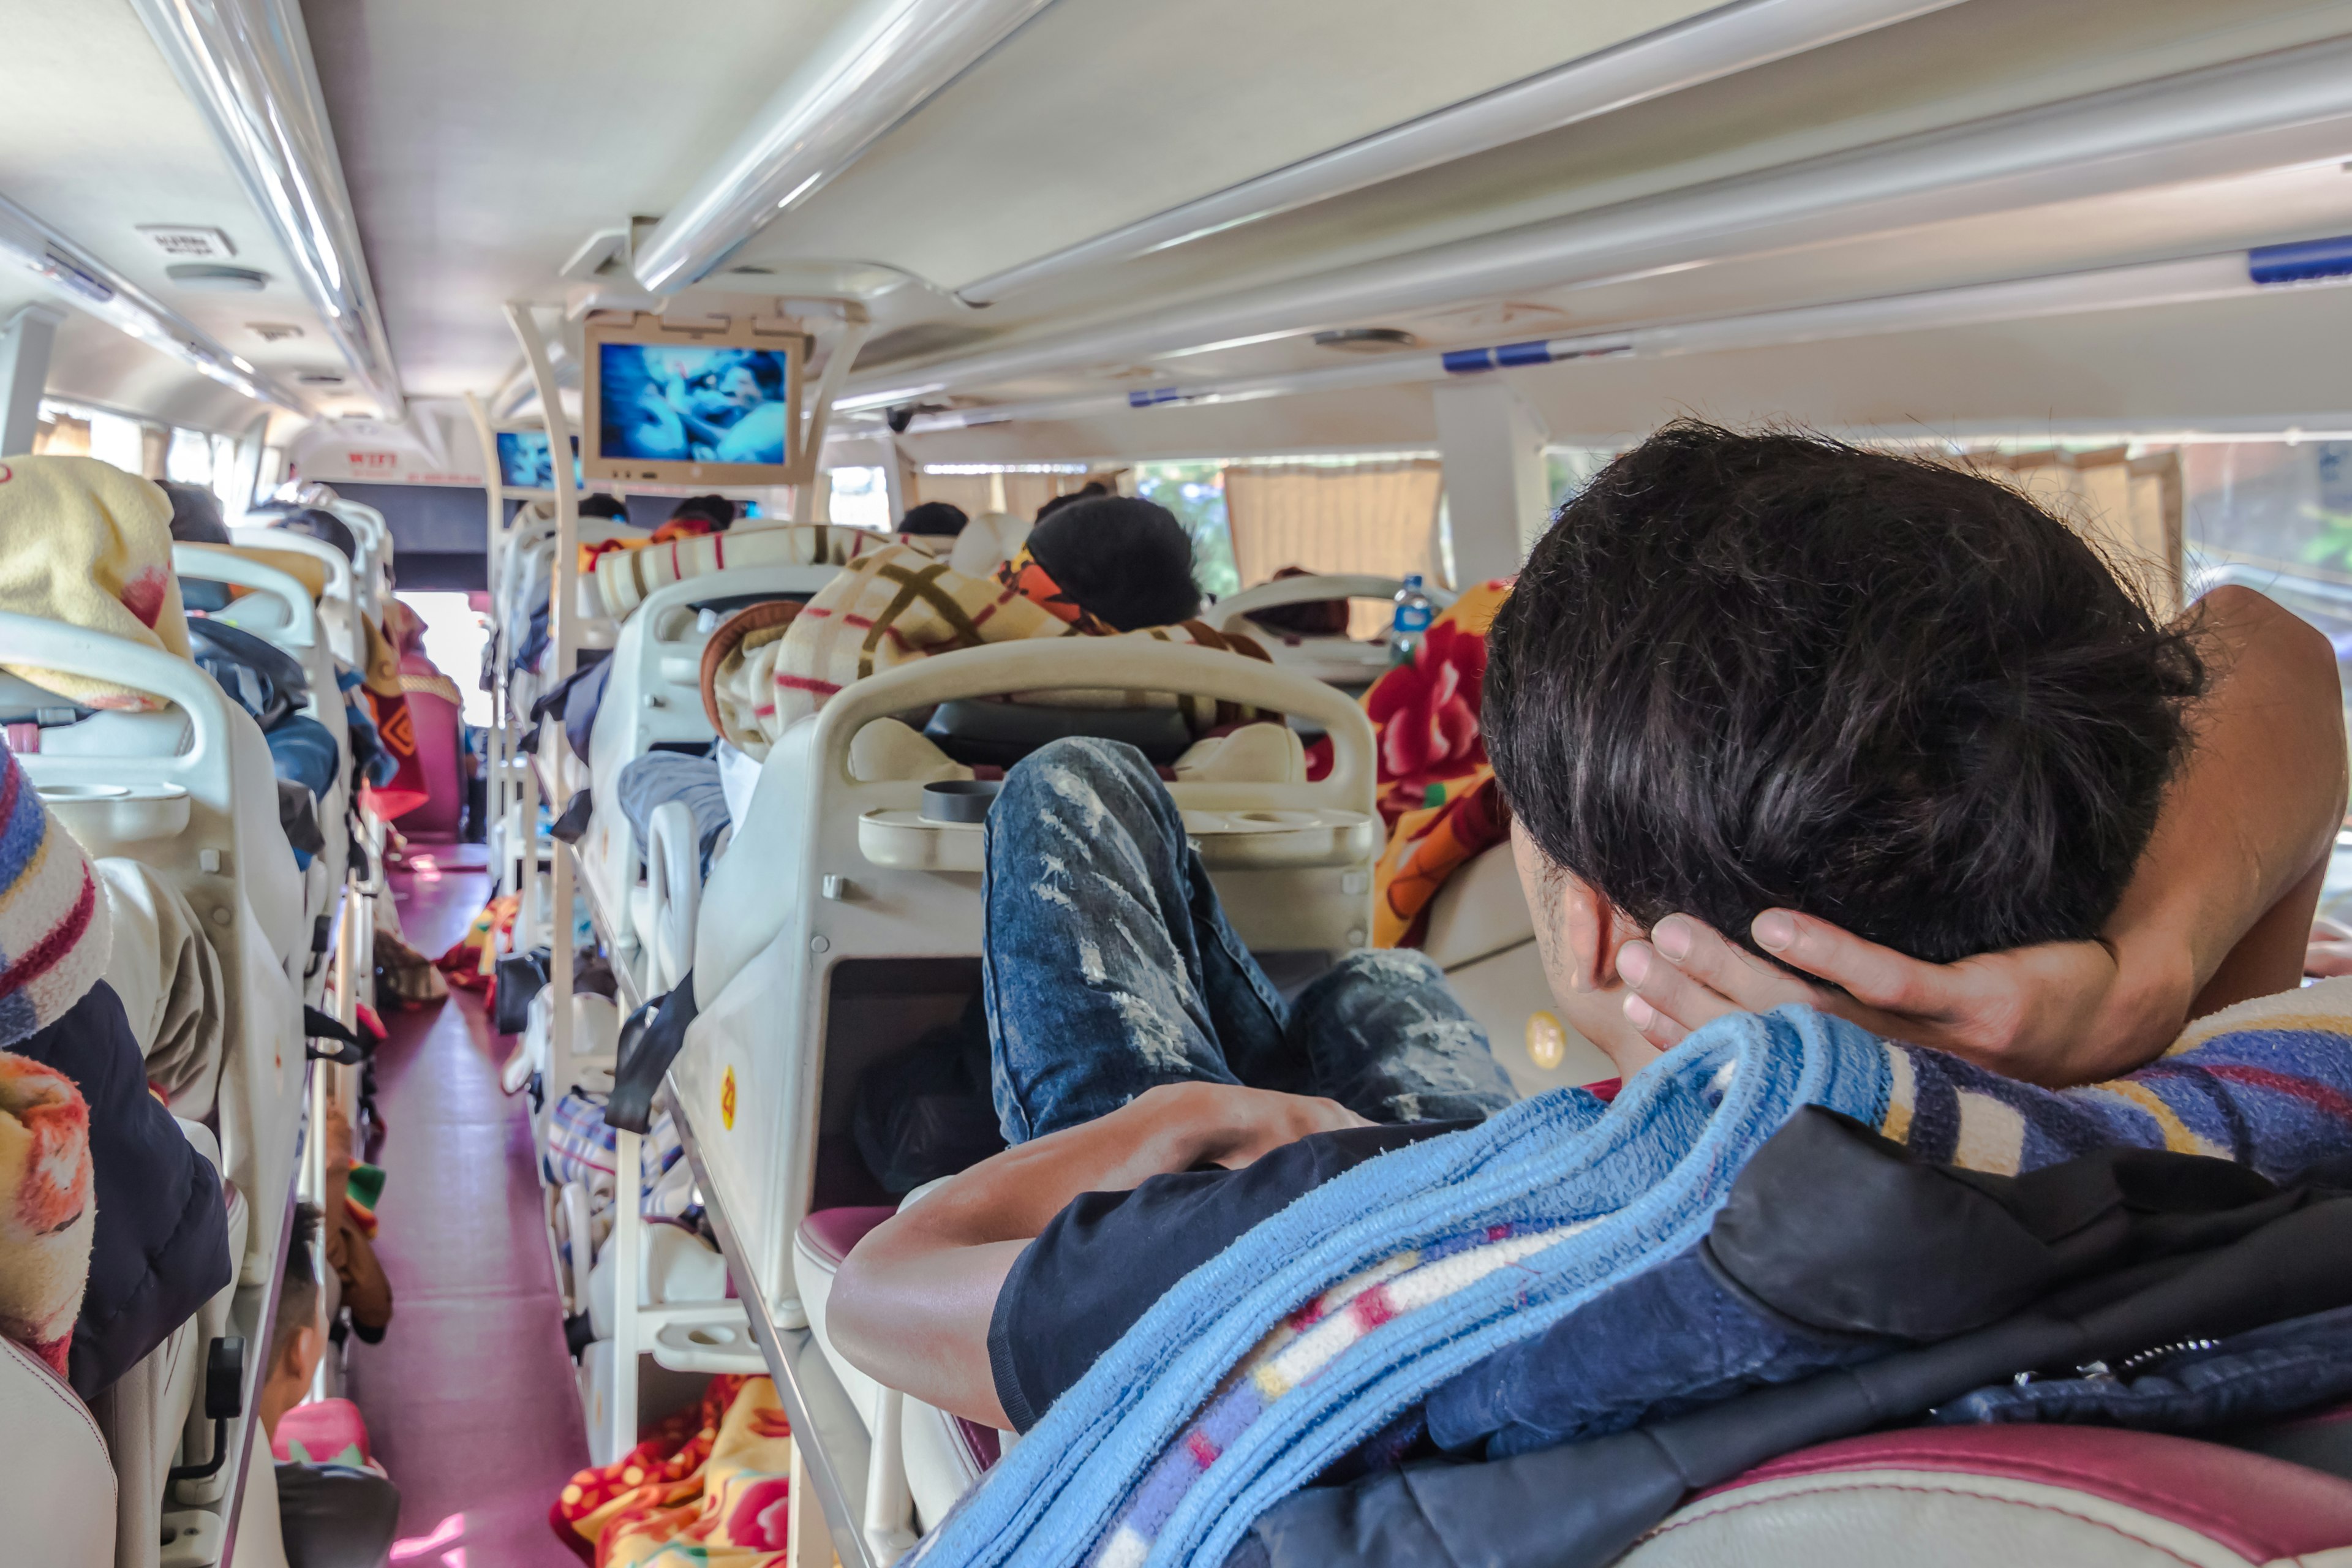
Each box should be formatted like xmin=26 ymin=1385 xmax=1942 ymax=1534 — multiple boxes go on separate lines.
xmin=827 ymin=422 xmax=2346 ymax=1442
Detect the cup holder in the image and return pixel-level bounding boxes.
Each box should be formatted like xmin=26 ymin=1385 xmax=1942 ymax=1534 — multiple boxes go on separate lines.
xmin=921 ymin=778 xmax=1003 ymax=824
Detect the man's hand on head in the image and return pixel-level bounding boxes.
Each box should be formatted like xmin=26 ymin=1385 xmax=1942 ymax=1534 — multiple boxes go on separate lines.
xmin=1618 ymin=911 xmax=2147 ymax=1088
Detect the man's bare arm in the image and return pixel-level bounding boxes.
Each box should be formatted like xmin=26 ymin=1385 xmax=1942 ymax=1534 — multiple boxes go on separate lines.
xmin=828 ymin=1083 xmax=1368 ymax=1427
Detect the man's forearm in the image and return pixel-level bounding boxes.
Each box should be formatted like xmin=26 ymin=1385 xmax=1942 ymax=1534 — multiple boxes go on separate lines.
xmin=2103 ymin=586 xmax=2346 ymax=1035
xmin=829 ymin=1083 xmax=1368 ymax=1426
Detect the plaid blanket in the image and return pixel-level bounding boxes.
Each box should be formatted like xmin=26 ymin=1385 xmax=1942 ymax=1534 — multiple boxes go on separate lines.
xmin=747 ymin=543 xmax=1274 ymax=752
xmin=592 ymin=523 xmax=927 ymax=618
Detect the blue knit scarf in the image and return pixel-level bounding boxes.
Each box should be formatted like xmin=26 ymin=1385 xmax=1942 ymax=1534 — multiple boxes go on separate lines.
xmin=911 ymin=1006 xmax=1894 ymax=1568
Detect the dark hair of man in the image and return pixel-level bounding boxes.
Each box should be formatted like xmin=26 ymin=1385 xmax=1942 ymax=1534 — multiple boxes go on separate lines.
xmin=1035 ymin=480 xmax=1109 ymax=524
xmin=900 ymin=501 xmax=970 ymax=538
xmin=270 ymin=1200 xmax=323 ymax=1370
xmin=578 ymin=493 xmax=630 ymax=521
xmin=274 ymin=507 xmax=358 ymax=563
xmin=671 ymin=494 xmax=735 ymax=531
xmin=1484 ymin=422 xmax=2205 ymax=966
xmin=157 ymin=480 xmax=232 ymax=545
xmin=1027 ymin=496 xmax=1204 ymax=633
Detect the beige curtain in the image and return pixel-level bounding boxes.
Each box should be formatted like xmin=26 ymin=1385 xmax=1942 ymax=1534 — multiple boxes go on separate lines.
xmin=1224 ymin=459 xmax=1446 ymax=591
xmin=1953 ymin=447 xmax=2184 ymax=616
xmin=911 ymin=473 xmax=996 ymax=518
xmin=31 ymin=414 xmax=91 ymax=457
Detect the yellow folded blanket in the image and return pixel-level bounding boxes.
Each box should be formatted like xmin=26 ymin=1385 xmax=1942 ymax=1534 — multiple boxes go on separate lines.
xmin=0 ymin=457 xmax=192 ymax=710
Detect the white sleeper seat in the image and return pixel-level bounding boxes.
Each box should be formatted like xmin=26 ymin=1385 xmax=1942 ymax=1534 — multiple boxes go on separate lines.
xmin=1417 ymin=842 xmax=1616 ymax=1093
xmin=796 ymin=1185 xmax=1006 ymax=1538
xmin=580 ymin=564 xmax=839 ymax=973
xmin=1623 ymin=1425 xmax=2352 ymax=1567
xmin=0 ymin=1337 xmax=115 ymax=1568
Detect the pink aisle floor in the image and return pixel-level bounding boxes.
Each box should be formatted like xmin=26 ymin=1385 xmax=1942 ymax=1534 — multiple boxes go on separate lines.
xmin=345 ymin=845 xmax=590 ymax=1566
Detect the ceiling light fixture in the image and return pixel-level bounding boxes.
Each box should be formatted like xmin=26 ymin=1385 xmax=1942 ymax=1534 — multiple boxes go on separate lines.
xmin=0 ymin=192 xmax=304 ymax=410
xmin=167 ymin=263 xmax=271 ymax=291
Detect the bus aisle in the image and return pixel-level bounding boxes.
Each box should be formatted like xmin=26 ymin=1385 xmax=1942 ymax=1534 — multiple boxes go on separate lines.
xmin=346 ymin=845 xmax=590 ymax=1566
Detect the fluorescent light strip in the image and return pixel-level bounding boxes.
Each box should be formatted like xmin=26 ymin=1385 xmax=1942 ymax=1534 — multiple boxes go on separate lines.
xmin=631 ymin=0 xmax=1057 ymax=293
xmin=853 ymin=34 xmax=2352 ymax=405
xmin=954 ymin=0 xmax=1965 ymax=305
xmin=899 ymin=243 xmax=2352 ymax=434
xmin=0 ymin=192 xmax=305 ymax=411
xmin=129 ymin=0 xmax=404 ymax=419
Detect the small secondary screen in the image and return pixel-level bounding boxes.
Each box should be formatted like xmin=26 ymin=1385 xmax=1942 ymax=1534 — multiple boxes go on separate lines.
xmin=598 ymin=343 xmax=791 ymax=467
xmin=496 ymin=430 xmax=579 ymax=489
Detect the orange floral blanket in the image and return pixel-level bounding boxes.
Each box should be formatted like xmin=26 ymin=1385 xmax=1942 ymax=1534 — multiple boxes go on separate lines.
xmin=552 ymin=1374 xmax=795 ymax=1567
xmin=1363 ymin=581 xmax=1514 ymax=948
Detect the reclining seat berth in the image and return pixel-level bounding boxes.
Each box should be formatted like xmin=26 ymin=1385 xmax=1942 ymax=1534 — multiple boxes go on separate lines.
xmin=6 ymin=620 xmax=304 ymax=1568
xmin=6 ymin=614 xmax=308 ymax=1289
xmin=170 ymin=546 xmax=352 ymax=997
xmin=1205 ymin=572 xmax=1456 ymax=693
xmin=581 ymin=562 xmax=842 ymax=988
xmin=0 ymin=1335 xmax=118 ymax=1568
xmin=677 ymin=639 xmax=1381 ymax=1558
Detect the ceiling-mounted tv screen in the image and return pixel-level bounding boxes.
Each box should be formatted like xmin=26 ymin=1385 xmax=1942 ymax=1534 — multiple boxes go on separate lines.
xmin=495 ymin=429 xmax=580 ymax=491
xmin=583 ymin=314 xmax=813 ymax=486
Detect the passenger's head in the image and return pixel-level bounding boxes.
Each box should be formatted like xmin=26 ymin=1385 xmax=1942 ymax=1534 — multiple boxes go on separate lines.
xmin=1025 ymin=495 xmax=1202 ymax=632
xmin=260 ymin=1202 xmax=325 ymax=1436
xmin=578 ymin=493 xmax=630 ymax=522
xmin=1035 ymin=480 xmax=1109 ymax=524
xmin=271 ymin=506 xmax=358 ymax=562
xmin=1485 ymin=423 xmax=2203 ymax=1071
xmin=669 ymin=494 xmax=735 ymax=533
xmin=156 ymin=480 xmax=230 ymax=545
xmin=899 ymin=501 xmax=968 ymax=538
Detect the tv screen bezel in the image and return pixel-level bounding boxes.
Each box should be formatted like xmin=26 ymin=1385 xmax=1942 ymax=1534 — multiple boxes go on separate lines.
xmin=581 ymin=314 xmax=814 ymax=486
xmin=493 ymin=428 xmax=579 ymax=492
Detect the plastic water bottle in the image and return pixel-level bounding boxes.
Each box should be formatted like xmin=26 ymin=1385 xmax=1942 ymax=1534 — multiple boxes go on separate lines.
xmin=1388 ymin=574 xmax=1434 ymax=665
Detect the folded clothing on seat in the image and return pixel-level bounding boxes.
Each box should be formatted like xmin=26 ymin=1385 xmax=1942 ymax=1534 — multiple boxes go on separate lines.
xmin=746 ymin=542 xmax=1273 ymax=760
xmin=92 ymin=858 xmax=224 ymax=1119
xmin=266 ymin=717 xmax=341 ymax=803
xmin=592 ymin=519 xmax=886 ymax=618
xmin=187 ymin=615 xmax=309 ymax=730
xmin=0 ymin=456 xmax=192 ymax=712
xmin=614 ymin=751 xmax=731 ymax=873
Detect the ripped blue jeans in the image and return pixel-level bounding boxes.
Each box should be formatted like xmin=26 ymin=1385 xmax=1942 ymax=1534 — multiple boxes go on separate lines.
xmin=981 ymin=736 xmax=1520 ymax=1143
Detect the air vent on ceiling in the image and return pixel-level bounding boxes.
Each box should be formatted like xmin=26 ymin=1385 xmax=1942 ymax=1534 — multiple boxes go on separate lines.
xmin=167 ymin=264 xmax=270 ymax=292
xmin=1312 ymin=328 xmax=1418 ymax=353
xmin=247 ymin=323 xmax=304 ymax=342
xmin=138 ymin=224 xmax=236 ymax=260
xmin=296 ymin=372 xmax=347 ymax=386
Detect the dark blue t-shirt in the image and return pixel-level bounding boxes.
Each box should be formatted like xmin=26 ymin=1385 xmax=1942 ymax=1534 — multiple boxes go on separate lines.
xmin=986 ymin=1120 xmax=1466 ymax=1431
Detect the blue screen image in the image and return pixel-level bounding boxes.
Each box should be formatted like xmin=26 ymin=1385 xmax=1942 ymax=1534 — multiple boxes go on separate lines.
xmin=496 ymin=430 xmax=579 ymax=489
xmin=598 ymin=343 xmax=791 ymax=466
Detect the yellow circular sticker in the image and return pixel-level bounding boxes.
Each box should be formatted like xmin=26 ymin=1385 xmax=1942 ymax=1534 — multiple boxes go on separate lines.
xmin=1525 ymin=1011 xmax=1566 ymax=1072
xmin=720 ymin=1065 xmax=738 ymax=1131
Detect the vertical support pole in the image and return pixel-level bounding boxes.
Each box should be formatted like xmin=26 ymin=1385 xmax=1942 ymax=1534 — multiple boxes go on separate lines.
xmin=787 ymin=1438 xmax=839 ymax=1568
xmin=880 ymin=433 xmax=909 ymax=524
xmin=231 ymin=412 xmax=269 ymax=514
xmin=0 ymin=304 xmax=63 ymax=457
xmin=464 ymin=391 xmax=512 ymax=894
xmin=608 ymin=1125 xmax=643 ymax=1460
xmin=507 ymin=304 xmax=578 ymax=1080
xmin=1432 ymin=378 xmax=1551 ymax=587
